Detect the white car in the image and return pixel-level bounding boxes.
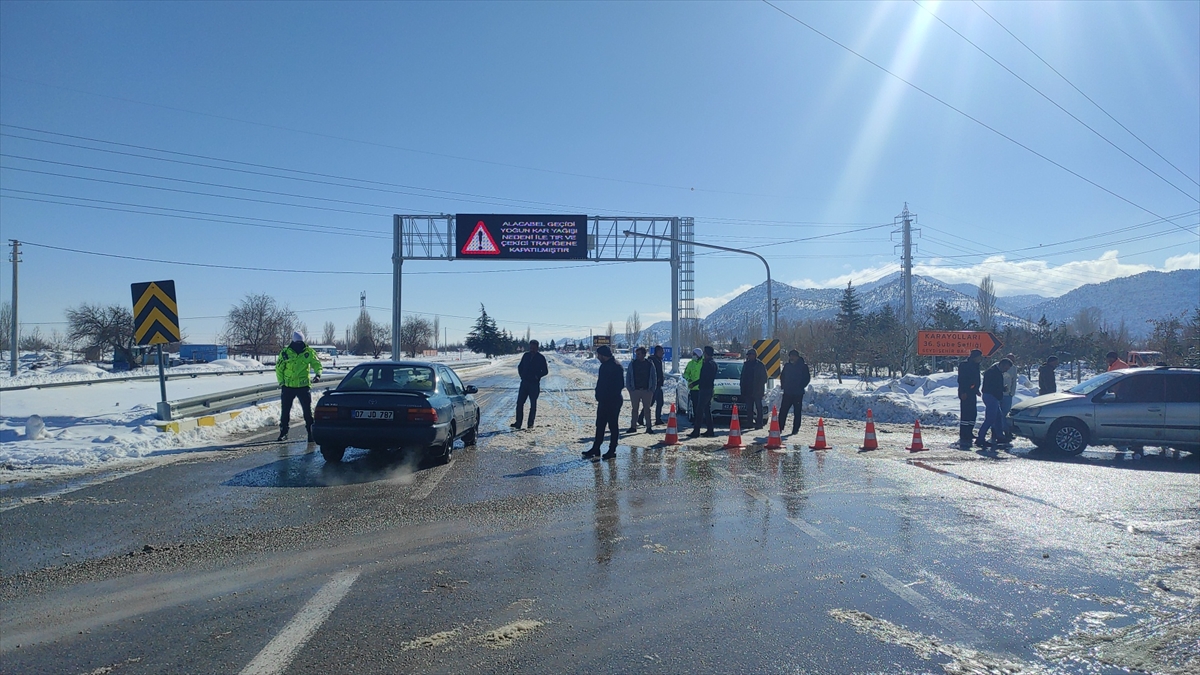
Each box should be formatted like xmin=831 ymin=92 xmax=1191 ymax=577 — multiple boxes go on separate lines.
xmin=675 ymin=359 xmax=755 ymax=423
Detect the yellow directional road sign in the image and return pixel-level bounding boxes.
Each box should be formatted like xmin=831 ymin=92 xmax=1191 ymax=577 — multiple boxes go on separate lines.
xmin=752 ymin=338 xmax=782 ymax=378
xmin=131 ymin=280 xmax=180 ymax=346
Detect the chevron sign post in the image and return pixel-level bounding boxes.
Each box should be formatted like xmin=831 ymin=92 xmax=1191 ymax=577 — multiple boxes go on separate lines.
xmin=131 ymin=280 xmax=180 ymax=404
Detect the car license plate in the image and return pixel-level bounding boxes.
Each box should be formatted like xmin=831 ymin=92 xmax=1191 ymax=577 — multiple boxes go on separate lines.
xmin=353 ymin=410 xmax=393 ymax=420
xmin=721 ymin=403 xmax=734 ymax=411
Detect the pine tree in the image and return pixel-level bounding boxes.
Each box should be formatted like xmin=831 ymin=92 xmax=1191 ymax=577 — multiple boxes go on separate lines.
xmin=929 ymin=299 xmax=966 ymax=330
xmin=465 ymin=304 xmax=501 ymax=357
xmin=836 ymin=281 xmax=863 ymax=374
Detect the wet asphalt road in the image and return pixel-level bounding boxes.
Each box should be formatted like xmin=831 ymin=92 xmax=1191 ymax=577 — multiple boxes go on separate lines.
xmin=2 ymin=356 xmax=1197 ymax=674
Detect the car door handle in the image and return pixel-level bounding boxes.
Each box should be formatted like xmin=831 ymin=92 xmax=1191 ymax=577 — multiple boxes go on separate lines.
xmin=1147 ymin=407 xmax=1162 ymax=412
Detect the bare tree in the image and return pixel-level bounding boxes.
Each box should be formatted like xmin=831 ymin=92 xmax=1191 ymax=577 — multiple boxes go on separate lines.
xmin=221 ymin=294 xmax=297 ymax=359
xmin=399 ymin=316 xmax=434 ymax=357
xmin=606 ymin=321 xmax=615 ymax=343
xmin=0 ymin=302 xmax=10 ymax=352
xmin=371 ymin=320 xmax=391 ymax=358
xmin=625 ymin=311 xmax=642 ymax=349
xmin=19 ymin=326 xmax=51 ymax=351
xmin=321 ymin=321 xmax=337 ymax=345
xmin=66 ymin=303 xmax=138 ymax=366
xmin=1070 ymin=307 xmax=1103 ymax=336
xmin=976 ymin=275 xmax=997 ymax=332
xmin=432 ymin=315 xmax=440 ymax=350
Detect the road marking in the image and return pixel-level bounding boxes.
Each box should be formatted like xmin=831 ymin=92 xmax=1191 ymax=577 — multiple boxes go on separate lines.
xmin=239 ymin=568 xmax=361 ymax=675
xmin=870 ymin=567 xmax=985 ymax=644
xmin=411 ymin=463 xmax=452 ymax=501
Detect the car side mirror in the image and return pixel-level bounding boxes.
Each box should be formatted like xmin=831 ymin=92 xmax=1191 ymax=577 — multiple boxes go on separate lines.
xmin=464 ymin=385 xmax=478 ymax=394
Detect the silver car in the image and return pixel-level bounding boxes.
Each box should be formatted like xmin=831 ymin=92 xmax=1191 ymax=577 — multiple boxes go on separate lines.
xmin=1009 ymin=367 xmax=1200 ymax=455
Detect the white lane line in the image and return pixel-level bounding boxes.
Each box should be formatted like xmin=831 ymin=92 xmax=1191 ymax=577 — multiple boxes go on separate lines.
xmin=411 ymin=463 xmax=452 ymax=501
xmin=239 ymin=568 xmax=361 ymax=675
xmin=870 ymin=567 xmax=985 ymax=644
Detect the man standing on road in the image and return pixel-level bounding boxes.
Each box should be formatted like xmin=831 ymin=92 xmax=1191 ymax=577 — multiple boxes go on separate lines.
xmin=1000 ymin=352 xmax=1018 ymax=443
xmin=585 ymin=345 xmax=625 ymax=460
xmin=1038 ymin=356 xmax=1059 ymax=396
xmin=512 ymin=339 xmax=548 ymax=430
xmin=275 ymin=331 xmax=323 ymax=442
xmin=625 ymin=346 xmax=657 ymax=434
xmin=976 ymin=358 xmax=1013 ymax=449
xmin=779 ymin=350 xmax=811 ymax=436
xmin=683 ymin=347 xmax=704 ymax=425
xmin=1106 ymin=351 xmax=1130 ymax=371
xmin=688 ymin=346 xmax=718 ymax=439
xmin=740 ymin=348 xmax=768 ymax=429
xmin=957 ymin=349 xmax=983 ymax=449
xmin=643 ymin=345 xmax=666 ymax=426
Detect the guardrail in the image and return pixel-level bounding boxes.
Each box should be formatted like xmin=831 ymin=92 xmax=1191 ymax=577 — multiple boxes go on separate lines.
xmin=0 ymin=368 xmax=280 ymax=393
xmin=154 ymin=359 xmax=495 ymax=421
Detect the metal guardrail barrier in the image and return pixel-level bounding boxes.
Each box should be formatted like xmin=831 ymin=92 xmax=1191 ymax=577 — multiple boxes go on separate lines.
xmin=153 ymin=359 xmax=495 ymax=421
xmin=0 ymin=368 xmax=278 ymax=393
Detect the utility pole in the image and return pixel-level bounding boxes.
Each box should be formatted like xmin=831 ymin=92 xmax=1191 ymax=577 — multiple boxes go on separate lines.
xmin=773 ymin=298 xmax=780 ymax=337
xmin=893 ymin=205 xmax=918 ymax=373
xmin=8 ymin=240 xmax=19 ymax=377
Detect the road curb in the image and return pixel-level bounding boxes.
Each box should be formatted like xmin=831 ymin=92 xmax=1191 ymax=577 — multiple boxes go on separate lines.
xmin=154 ymin=404 xmax=273 ymax=434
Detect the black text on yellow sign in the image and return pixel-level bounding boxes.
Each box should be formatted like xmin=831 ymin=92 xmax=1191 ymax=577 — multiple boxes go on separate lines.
xmin=752 ymin=338 xmax=782 ymax=378
xmin=131 ymin=280 xmax=180 ymax=346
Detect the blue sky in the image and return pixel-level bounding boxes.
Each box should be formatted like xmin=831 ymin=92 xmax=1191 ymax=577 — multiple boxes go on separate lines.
xmin=1 ymin=1 xmax=1197 ymax=344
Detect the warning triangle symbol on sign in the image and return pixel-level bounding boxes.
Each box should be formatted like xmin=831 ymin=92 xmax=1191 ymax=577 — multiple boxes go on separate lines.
xmin=461 ymin=220 xmax=500 ymax=255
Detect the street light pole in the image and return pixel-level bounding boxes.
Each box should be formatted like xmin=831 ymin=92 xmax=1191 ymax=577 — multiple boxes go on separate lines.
xmin=622 ymin=230 xmax=773 ymax=339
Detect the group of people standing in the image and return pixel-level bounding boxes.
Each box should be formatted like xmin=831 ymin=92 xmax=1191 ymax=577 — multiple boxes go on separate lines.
xmin=957 ymin=350 xmax=1070 ymax=450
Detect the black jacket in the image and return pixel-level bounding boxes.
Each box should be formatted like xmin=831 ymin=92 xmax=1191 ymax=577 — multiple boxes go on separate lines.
xmin=958 ymin=360 xmax=981 ymax=396
xmin=1038 ymin=362 xmax=1057 ymax=395
xmin=740 ymin=358 xmax=767 ymax=396
xmin=648 ymin=354 xmax=665 ymax=389
xmin=595 ymin=358 xmax=625 ymax=404
xmin=782 ymin=360 xmax=811 ymax=395
xmin=698 ymin=358 xmax=718 ymax=390
xmin=518 ymin=351 xmax=548 ymax=383
xmin=981 ymin=365 xmax=1005 ymax=398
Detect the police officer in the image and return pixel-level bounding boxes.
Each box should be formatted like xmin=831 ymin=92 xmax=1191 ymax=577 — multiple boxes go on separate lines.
xmin=512 ymin=339 xmax=548 ymax=430
xmin=683 ymin=347 xmax=704 ymax=425
xmin=957 ymin=349 xmax=983 ymax=449
xmin=276 ymin=330 xmax=323 ymax=442
xmin=688 ymin=346 xmax=718 ymax=439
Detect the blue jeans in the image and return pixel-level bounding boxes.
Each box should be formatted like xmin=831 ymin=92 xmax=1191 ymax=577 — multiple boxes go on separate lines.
xmin=977 ymin=393 xmax=1003 ymax=444
xmin=1000 ymin=395 xmax=1013 ymax=435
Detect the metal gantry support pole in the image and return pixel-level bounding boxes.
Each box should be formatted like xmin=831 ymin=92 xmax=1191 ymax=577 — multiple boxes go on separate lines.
xmin=9 ymin=240 xmax=19 ymax=377
xmin=623 ymin=230 xmax=773 ymax=339
xmin=392 ymin=215 xmax=403 ymax=362
xmin=669 ymin=218 xmax=681 ymax=374
xmin=895 ymin=204 xmax=918 ymax=374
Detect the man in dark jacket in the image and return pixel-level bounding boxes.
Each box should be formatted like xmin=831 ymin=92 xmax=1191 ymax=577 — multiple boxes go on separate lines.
xmin=779 ymin=350 xmax=811 ymax=435
xmin=1038 ymin=356 xmax=1059 ymax=396
xmin=688 ymin=346 xmax=719 ymax=438
xmin=585 ymin=346 xmax=625 ymax=460
xmin=625 ymin=347 xmax=657 ymax=433
xmin=976 ymin=358 xmax=1012 ymax=448
xmin=638 ymin=345 xmax=667 ymax=426
xmin=512 ymin=340 xmax=549 ymax=430
xmin=740 ymin=349 xmax=769 ymax=429
xmin=957 ymin=349 xmax=983 ymax=449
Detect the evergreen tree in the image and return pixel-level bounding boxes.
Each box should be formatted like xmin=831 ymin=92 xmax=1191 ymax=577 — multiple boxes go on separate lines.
xmin=465 ymin=304 xmax=501 ymax=357
xmin=836 ymin=281 xmax=863 ymax=374
xmin=928 ymin=299 xmax=966 ymax=330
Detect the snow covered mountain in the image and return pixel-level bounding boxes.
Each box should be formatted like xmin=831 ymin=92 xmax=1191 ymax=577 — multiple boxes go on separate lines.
xmin=640 ymin=269 xmax=1197 ymax=343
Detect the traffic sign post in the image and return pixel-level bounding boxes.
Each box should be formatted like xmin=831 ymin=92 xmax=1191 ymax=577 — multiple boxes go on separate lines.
xmin=751 ymin=338 xmax=782 ymax=378
xmin=131 ymin=280 xmax=180 ymax=404
xmin=917 ymin=330 xmax=1002 ymax=357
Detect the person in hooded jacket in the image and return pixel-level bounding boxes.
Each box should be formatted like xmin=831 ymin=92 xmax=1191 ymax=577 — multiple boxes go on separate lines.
xmin=585 ymin=345 xmax=625 ymax=460
xmin=740 ymin=349 xmax=768 ymax=429
xmin=512 ymin=340 xmax=549 ymax=430
xmin=276 ymin=330 xmax=323 ymax=442
xmin=779 ymin=350 xmax=811 ymax=435
xmin=1038 ymin=356 xmax=1059 ymax=396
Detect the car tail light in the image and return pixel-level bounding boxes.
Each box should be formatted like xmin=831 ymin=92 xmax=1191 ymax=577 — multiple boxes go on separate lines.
xmin=407 ymin=408 xmax=438 ymax=423
xmin=315 ymin=405 xmax=339 ymax=420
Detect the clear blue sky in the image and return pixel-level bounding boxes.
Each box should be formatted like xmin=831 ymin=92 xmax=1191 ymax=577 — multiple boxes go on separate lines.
xmin=2 ymin=1 xmax=1197 ymax=344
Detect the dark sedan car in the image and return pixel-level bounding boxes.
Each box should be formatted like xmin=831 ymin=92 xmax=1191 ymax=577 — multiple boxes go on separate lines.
xmin=311 ymin=360 xmax=480 ymax=463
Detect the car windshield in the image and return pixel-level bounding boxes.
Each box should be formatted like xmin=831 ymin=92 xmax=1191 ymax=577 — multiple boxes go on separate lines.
xmin=338 ymin=364 xmax=436 ymax=392
xmin=1067 ymin=371 xmax=1123 ymax=396
xmin=716 ymin=362 xmax=744 ymax=379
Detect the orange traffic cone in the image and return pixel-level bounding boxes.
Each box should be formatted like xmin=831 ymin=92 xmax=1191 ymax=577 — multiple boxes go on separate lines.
xmin=664 ymin=404 xmax=679 ymax=446
xmin=765 ymin=406 xmax=782 ymax=450
xmin=859 ymin=409 xmax=879 ymax=451
xmin=808 ymin=418 xmax=831 ymax=450
xmin=906 ymin=419 xmax=926 ymax=452
xmin=724 ymin=404 xmax=743 ymax=449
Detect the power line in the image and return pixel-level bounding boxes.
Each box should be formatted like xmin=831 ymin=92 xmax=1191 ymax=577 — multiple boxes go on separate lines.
xmin=971 ymin=0 xmax=1200 ymax=189
xmin=760 ymin=0 xmax=1194 ymax=231
xmin=913 ymin=0 xmax=1197 ymax=202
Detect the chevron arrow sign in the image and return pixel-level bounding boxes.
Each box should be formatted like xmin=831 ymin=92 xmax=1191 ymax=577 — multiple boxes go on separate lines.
xmin=131 ymin=280 xmax=181 ymax=346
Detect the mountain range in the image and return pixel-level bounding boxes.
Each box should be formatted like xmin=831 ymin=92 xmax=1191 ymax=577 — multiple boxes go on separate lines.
xmin=628 ymin=268 xmax=1198 ymax=345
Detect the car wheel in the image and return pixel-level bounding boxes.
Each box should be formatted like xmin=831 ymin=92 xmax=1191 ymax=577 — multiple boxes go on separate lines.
xmin=428 ymin=424 xmax=455 ymax=465
xmin=1048 ymin=420 xmax=1088 ymax=455
xmin=462 ymin=413 xmax=479 ymax=445
xmin=320 ymin=445 xmax=346 ymax=463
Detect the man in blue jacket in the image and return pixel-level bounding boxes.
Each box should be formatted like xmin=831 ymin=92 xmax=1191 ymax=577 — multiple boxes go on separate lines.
xmin=976 ymin=358 xmax=1013 ymax=449
xmin=585 ymin=345 xmax=625 ymax=460
xmin=512 ymin=340 xmax=549 ymax=430
xmin=779 ymin=350 xmax=811 ymax=435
